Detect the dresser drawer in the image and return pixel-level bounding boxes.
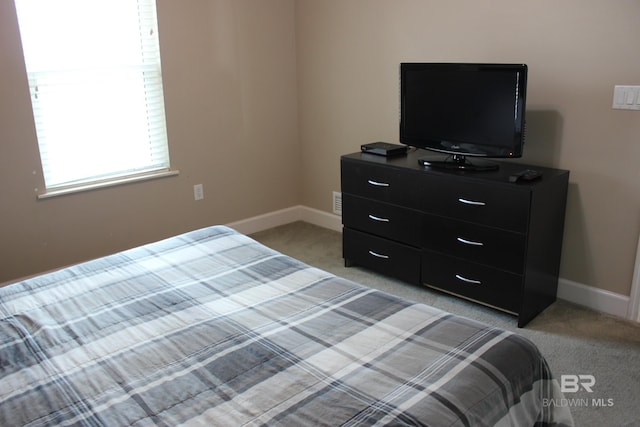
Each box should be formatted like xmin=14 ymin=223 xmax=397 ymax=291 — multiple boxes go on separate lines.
xmin=343 ymin=228 xmax=421 ymax=284
xmin=423 ymin=177 xmax=531 ymax=232
xmin=422 ymin=251 xmax=522 ymax=313
xmin=341 ymin=161 xmax=423 ymax=210
xmin=342 ymin=195 xmax=422 ymax=246
xmin=422 ymin=214 xmax=526 ymax=273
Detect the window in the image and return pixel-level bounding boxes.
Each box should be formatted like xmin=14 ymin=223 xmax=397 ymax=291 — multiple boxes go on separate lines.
xmin=14 ymin=0 xmax=172 ymax=194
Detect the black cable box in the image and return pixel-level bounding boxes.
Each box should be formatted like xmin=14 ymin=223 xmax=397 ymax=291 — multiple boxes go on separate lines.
xmin=361 ymin=142 xmax=408 ymax=157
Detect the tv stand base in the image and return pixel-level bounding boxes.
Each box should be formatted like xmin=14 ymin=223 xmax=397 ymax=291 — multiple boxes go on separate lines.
xmin=418 ymin=154 xmax=499 ymax=171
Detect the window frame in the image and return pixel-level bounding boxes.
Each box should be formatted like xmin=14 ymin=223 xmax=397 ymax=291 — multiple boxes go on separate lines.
xmin=14 ymin=0 xmax=177 ymax=198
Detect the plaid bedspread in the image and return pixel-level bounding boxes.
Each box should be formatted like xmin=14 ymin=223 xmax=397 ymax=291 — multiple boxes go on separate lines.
xmin=0 ymin=226 xmax=572 ymax=426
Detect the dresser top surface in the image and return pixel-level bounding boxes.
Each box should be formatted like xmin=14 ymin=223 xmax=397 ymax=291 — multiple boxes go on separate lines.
xmin=341 ymin=150 xmax=569 ymax=188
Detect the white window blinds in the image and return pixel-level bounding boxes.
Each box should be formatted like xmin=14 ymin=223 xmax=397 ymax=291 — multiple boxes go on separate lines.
xmin=14 ymin=0 xmax=170 ymax=190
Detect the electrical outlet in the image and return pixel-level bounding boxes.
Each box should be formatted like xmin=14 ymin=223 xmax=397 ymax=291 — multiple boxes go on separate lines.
xmin=193 ymin=184 xmax=204 ymax=201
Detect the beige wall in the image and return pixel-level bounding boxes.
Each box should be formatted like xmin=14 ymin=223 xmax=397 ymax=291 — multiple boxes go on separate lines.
xmin=296 ymin=0 xmax=640 ymax=296
xmin=0 ymin=0 xmax=301 ymax=283
xmin=2 ymin=0 xmax=639 ymax=299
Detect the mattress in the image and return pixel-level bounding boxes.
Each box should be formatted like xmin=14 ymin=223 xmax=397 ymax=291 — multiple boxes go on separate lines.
xmin=0 ymin=225 xmax=573 ymax=426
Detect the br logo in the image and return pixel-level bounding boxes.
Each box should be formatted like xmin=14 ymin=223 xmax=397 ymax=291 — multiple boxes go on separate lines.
xmin=560 ymin=374 xmax=595 ymax=393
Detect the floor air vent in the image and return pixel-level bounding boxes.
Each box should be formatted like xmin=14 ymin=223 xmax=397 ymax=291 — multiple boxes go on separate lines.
xmin=333 ymin=191 xmax=342 ymax=216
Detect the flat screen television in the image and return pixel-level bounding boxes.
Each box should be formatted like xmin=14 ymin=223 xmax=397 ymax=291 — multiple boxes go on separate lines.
xmin=400 ymin=62 xmax=528 ymax=171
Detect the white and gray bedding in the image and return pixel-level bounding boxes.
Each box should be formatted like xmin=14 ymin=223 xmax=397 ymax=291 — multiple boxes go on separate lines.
xmin=0 ymin=225 xmax=572 ymax=426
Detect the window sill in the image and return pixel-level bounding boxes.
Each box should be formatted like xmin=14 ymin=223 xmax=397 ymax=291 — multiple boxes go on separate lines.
xmin=37 ymin=169 xmax=180 ymax=200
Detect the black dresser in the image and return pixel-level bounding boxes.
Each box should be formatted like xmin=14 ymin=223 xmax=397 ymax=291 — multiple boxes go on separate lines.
xmin=341 ymin=150 xmax=569 ymax=327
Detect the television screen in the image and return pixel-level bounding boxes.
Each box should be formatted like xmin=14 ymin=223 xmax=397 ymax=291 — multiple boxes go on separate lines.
xmin=400 ymin=63 xmax=527 ymax=169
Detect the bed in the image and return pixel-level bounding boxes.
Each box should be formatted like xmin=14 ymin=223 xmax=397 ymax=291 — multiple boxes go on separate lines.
xmin=0 ymin=225 xmax=572 ymax=426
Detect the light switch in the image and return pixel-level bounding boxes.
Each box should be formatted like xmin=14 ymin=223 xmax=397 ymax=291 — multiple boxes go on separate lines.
xmin=612 ymin=85 xmax=640 ymax=110
xmin=626 ymin=89 xmax=635 ymax=105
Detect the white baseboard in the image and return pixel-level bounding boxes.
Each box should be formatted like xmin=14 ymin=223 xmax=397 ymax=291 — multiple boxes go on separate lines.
xmin=226 ymin=205 xmax=342 ymax=235
xmin=557 ymin=278 xmax=631 ymax=319
xmin=226 ymin=206 xmax=304 ymax=235
xmin=227 ymin=206 xmax=634 ymax=321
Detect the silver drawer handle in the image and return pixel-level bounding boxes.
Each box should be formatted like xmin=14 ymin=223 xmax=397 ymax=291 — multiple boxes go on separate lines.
xmin=458 ymin=198 xmax=486 ymax=206
xmin=368 ymin=214 xmax=390 ymax=223
xmin=457 ymin=237 xmax=484 ymax=247
xmin=368 ymin=250 xmax=389 ymax=259
xmin=455 ymin=274 xmax=482 ymax=285
xmin=367 ymin=179 xmax=390 ymax=187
